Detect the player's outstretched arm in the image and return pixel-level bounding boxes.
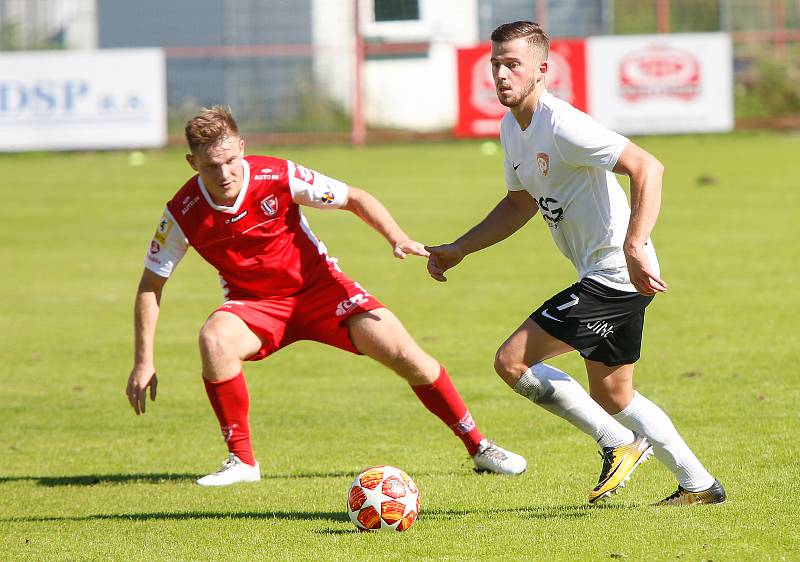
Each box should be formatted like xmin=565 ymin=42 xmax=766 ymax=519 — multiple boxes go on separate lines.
xmin=126 ymin=268 xmax=167 ymax=415
xmin=425 ymin=190 xmax=538 ymax=282
xmin=613 ymin=142 xmax=668 ymax=296
xmin=341 ymin=186 xmax=429 ymax=259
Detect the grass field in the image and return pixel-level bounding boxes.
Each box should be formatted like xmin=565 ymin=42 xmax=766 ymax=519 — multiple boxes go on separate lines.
xmin=1 ymin=131 xmax=798 ymax=560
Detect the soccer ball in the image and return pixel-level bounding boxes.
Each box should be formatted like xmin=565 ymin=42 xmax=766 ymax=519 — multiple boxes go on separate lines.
xmin=346 ymin=465 xmax=420 ymax=532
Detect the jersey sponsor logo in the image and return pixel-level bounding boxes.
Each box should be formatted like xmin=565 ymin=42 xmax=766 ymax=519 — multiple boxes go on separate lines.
xmin=538 ymin=196 xmax=564 ymax=227
xmin=335 ymin=293 xmax=368 ymax=317
xmin=154 ymin=212 xmax=173 ymax=243
xmin=512 ymin=162 xmax=521 ymax=170
xmin=227 ymin=210 xmax=248 ymax=224
xmin=587 ymin=319 xmax=615 ymax=338
xmin=260 ymin=195 xmax=279 ymax=217
xmin=180 ymin=195 xmax=201 ymax=215
xmin=254 ymin=167 xmax=280 ymax=181
xmin=293 ymin=164 xmax=315 ymax=184
xmin=619 ymin=45 xmax=700 ymax=102
xmin=536 ymin=152 xmax=550 ymax=177
xmin=149 ymin=240 xmax=161 ymax=254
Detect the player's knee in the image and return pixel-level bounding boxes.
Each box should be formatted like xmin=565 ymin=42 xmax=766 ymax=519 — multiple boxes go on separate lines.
xmin=493 ymin=347 xmax=525 ymax=386
xmin=589 ymin=386 xmax=625 ymax=414
xmin=198 ymin=322 xmax=234 ymax=361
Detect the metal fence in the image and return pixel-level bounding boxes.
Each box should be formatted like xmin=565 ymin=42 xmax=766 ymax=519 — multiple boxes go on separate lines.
xmin=2 ymin=0 xmax=799 ymax=139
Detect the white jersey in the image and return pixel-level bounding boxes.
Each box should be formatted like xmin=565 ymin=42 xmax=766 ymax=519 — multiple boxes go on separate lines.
xmin=501 ymin=91 xmax=659 ymax=292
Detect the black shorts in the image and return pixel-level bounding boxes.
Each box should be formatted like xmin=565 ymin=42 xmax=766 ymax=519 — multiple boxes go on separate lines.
xmin=530 ymin=278 xmax=654 ymax=366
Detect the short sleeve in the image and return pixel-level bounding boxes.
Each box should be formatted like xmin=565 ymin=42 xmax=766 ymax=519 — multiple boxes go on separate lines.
xmin=553 ymin=109 xmax=629 ymax=171
xmin=287 ymin=160 xmax=349 ymax=209
xmin=144 ymin=208 xmax=189 ymax=278
xmin=500 ymin=119 xmax=524 ymax=191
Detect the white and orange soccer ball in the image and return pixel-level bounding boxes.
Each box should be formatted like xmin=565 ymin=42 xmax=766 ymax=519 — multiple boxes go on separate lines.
xmin=346 ymin=465 xmax=420 ymax=532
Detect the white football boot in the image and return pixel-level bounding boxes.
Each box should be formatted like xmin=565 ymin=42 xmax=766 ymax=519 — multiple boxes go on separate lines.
xmin=196 ymin=453 xmax=261 ymax=487
xmin=472 ymin=439 xmax=527 ymax=475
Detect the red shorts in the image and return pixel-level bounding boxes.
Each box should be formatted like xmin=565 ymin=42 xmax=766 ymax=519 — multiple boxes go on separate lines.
xmin=214 ymin=270 xmax=384 ymax=361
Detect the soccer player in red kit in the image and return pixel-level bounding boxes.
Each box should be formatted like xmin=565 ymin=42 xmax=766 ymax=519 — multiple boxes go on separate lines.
xmin=125 ymin=106 xmax=526 ymax=486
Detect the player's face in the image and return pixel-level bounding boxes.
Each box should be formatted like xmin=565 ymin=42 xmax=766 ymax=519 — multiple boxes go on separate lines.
xmin=491 ymin=38 xmax=547 ymax=108
xmin=187 ymin=135 xmax=246 ymax=205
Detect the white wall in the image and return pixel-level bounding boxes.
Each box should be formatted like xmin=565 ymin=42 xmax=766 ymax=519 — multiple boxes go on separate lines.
xmin=362 ymin=0 xmax=479 ymax=131
xmin=312 ymin=0 xmax=479 ymax=131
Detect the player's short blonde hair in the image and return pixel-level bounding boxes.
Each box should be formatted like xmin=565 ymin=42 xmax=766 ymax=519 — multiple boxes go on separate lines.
xmin=185 ymin=105 xmax=240 ymax=152
xmin=491 ymin=21 xmax=549 ymax=61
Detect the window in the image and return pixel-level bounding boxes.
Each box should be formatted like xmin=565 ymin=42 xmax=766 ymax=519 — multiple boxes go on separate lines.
xmin=374 ymin=0 xmax=419 ymax=22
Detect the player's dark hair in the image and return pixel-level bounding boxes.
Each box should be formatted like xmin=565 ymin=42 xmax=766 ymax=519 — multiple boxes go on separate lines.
xmin=491 ymin=21 xmax=549 ymax=60
xmin=185 ymin=105 xmax=240 ymax=152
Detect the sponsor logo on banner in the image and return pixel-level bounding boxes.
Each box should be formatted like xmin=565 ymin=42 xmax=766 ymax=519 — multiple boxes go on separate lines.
xmin=619 ymin=45 xmax=700 ymax=102
xmin=260 ymin=195 xmax=279 ymax=217
xmin=470 ymin=53 xmax=506 ymax=119
xmin=456 ymin=41 xmax=587 ymax=138
xmin=547 ymin=50 xmax=574 ymax=104
xmin=536 ymin=152 xmax=550 ymax=177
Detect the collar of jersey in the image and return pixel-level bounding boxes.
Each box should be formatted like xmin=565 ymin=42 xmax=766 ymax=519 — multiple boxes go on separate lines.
xmin=197 ymin=158 xmax=251 ymax=214
xmin=516 ymin=90 xmax=548 ymax=137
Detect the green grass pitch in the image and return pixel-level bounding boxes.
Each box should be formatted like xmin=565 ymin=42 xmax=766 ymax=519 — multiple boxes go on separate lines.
xmin=1 ymin=131 xmax=798 ymax=560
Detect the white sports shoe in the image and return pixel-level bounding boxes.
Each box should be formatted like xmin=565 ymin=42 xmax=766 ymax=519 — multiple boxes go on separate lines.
xmin=196 ymin=453 xmax=261 ymax=487
xmin=472 ymin=439 xmax=527 ymax=475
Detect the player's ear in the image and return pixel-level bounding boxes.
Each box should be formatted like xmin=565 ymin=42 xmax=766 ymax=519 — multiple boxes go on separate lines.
xmin=538 ymin=60 xmax=548 ymax=76
xmin=239 ymin=137 xmax=245 ymax=155
xmin=186 ymin=153 xmax=197 ymax=171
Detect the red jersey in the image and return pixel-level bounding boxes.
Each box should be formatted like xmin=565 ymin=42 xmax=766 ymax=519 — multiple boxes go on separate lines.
xmin=144 ymin=155 xmax=349 ymax=300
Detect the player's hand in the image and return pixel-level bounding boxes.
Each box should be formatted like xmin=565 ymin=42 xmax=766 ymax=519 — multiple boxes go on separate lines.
xmin=126 ymin=365 xmax=158 ymax=415
xmin=393 ymin=239 xmax=430 ymax=260
xmin=424 ymin=243 xmax=465 ymax=282
xmin=624 ymin=245 xmax=668 ymax=295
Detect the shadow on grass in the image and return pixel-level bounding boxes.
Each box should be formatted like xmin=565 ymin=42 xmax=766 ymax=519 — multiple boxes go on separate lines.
xmin=0 ymin=473 xmax=198 ymax=486
xmin=0 ymin=470 xmax=366 ymax=487
xmin=4 ymin=504 xmax=627 ymax=525
xmin=5 ymin=510 xmax=350 ymax=524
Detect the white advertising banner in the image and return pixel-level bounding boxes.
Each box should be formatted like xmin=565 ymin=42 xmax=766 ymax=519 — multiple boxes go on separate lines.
xmin=0 ymin=49 xmax=166 ymax=151
xmin=587 ymin=33 xmax=733 ymax=135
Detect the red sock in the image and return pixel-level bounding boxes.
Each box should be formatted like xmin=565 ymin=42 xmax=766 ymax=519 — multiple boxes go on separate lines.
xmin=202 ymin=372 xmax=255 ymax=466
xmin=411 ymin=365 xmax=484 ymax=456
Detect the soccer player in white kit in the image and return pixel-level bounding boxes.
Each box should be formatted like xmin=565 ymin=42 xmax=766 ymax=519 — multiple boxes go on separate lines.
xmin=426 ymin=21 xmax=725 ymax=505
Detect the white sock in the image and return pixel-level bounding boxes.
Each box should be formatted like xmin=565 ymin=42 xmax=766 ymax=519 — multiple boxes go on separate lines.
xmin=514 ymin=363 xmax=634 ymax=449
xmin=613 ymin=391 xmax=715 ymax=491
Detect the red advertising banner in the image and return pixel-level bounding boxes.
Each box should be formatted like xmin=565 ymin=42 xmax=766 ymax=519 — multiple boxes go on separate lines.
xmin=455 ymin=39 xmax=586 ymax=138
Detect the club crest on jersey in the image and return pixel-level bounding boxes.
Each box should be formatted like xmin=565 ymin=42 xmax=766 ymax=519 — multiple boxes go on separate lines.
xmin=260 ymin=195 xmax=279 ymax=217
xmin=537 ymin=152 xmax=550 ymax=177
